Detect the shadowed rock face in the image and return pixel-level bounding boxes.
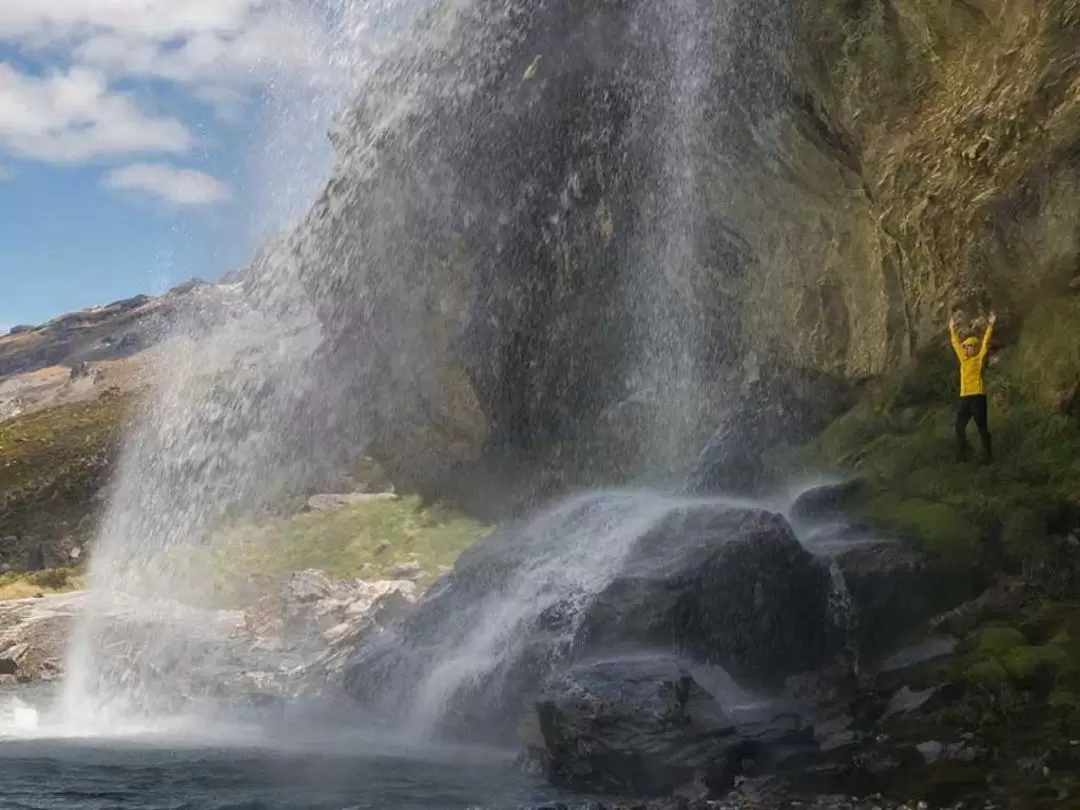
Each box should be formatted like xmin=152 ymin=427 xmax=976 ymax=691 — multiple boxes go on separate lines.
xmin=264 ymin=0 xmax=1080 ymax=496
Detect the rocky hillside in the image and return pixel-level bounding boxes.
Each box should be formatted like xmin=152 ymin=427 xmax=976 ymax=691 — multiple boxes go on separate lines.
xmin=0 ymin=280 xmax=242 ymax=569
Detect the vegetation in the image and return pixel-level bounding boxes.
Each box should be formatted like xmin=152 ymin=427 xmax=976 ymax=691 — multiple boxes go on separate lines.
xmin=0 ymin=567 xmax=84 ymax=601
xmin=201 ymin=495 xmax=492 ymax=607
xmin=0 ymin=393 xmax=132 ymax=566
xmin=769 ymin=322 xmax=1080 ymax=590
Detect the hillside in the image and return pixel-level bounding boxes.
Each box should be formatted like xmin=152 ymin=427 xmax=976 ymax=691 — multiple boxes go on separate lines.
xmin=0 ymin=281 xmax=228 ymax=569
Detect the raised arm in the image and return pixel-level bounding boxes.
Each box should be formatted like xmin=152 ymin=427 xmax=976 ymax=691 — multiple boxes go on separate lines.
xmin=949 ymin=313 xmax=963 ymax=358
xmin=978 ymin=312 xmax=996 ymax=359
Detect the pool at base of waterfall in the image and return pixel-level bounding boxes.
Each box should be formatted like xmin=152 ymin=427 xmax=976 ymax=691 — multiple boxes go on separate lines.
xmin=0 ymin=735 xmax=568 ymax=810
xmin=0 ymin=688 xmax=572 ymax=810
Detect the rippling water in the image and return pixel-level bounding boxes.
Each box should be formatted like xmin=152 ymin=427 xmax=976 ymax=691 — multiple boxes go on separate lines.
xmin=0 ymin=737 xmax=572 ymax=810
xmin=0 ymin=689 xmax=571 ymax=810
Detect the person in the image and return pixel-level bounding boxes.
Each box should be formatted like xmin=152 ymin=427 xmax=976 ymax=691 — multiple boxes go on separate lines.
xmin=949 ymin=310 xmax=996 ymax=463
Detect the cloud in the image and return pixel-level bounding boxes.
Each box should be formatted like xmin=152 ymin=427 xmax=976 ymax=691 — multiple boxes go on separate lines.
xmin=0 ymin=64 xmax=191 ymax=163
xmin=0 ymin=0 xmax=257 ymax=43
xmin=0 ymin=1 xmax=331 ymax=167
xmin=104 ymin=162 xmax=231 ymax=206
xmin=0 ymin=166 xmax=11 ymax=181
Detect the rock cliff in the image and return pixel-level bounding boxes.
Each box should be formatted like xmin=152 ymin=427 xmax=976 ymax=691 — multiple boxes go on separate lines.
xmin=277 ymin=0 xmax=1080 ymax=499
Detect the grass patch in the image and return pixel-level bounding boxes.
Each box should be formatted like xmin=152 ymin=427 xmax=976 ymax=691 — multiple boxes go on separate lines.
xmin=0 ymin=567 xmax=84 ymax=601
xmin=202 ymin=495 xmax=492 ymax=606
xmin=777 ymin=328 xmax=1080 ymax=585
xmin=0 ymin=394 xmax=131 ymax=561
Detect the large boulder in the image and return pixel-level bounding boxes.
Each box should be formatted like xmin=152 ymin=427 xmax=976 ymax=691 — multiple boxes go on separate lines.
xmin=684 ymin=366 xmax=855 ymax=496
xmin=574 ymin=506 xmax=834 ymax=685
xmin=530 ymin=657 xmax=746 ymax=796
xmin=343 ymin=493 xmax=835 ymax=741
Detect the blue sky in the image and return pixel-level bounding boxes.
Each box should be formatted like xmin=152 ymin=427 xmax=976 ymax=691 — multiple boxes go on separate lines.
xmin=0 ymin=1 xmax=352 ymax=330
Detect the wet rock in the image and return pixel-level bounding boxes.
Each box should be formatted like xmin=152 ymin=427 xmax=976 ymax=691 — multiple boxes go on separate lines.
xmin=878 ymin=638 xmax=958 ymax=675
xmin=576 ymin=506 xmax=833 ymax=686
xmin=928 ymin=577 xmax=1029 ymax=637
xmin=344 ymin=496 xmax=836 ymax=743
xmin=883 ymin=686 xmax=941 ymax=719
xmin=531 ymin=657 xmax=746 ymax=796
xmin=384 ymin=560 xmax=422 ymax=580
xmin=684 ymin=370 xmax=854 ymax=496
xmin=832 ymin=541 xmax=967 ymax=661
xmin=789 ymin=479 xmax=866 ymax=525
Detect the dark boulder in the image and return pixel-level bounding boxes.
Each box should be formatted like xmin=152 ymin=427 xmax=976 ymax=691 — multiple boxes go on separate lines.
xmin=684 ymin=368 xmax=854 ymax=496
xmin=343 ymin=494 xmax=835 ymax=741
xmin=531 ymin=657 xmax=746 ymax=796
xmin=575 ymin=506 xmax=834 ymax=686
xmin=789 ymin=479 xmax=866 ymax=525
xmin=832 ymin=540 xmax=971 ymax=662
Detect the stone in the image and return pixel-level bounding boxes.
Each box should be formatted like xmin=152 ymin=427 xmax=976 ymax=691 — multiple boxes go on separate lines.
xmin=684 ymin=369 xmax=855 ymax=496
xmin=531 ymin=657 xmax=745 ymax=796
xmin=344 ymin=495 xmax=835 ymax=743
xmin=575 ymin=505 xmax=834 ymax=685
xmin=282 ymin=570 xmax=333 ymax=604
xmin=878 ymin=638 xmax=958 ymax=675
xmin=831 ymin=541 xmax=968 ymax=662
xmin=789 ymin=479 xmax=866 ymax=525
xmin=883 ymin=686 xmax=941 ymax=719
xmin=383 ymin=560 xmax=422 ymax=580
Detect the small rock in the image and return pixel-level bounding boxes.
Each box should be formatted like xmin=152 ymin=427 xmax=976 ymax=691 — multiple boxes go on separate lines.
xmin=917 ymin=741 xmax=945 ymax=763
xmin=384 ymin=561 xmax=422 ymax=580
xmin=374 ymin=540 xmax=391 ymax=556
xmin=883 ymin=686 xmax=940 ymax=718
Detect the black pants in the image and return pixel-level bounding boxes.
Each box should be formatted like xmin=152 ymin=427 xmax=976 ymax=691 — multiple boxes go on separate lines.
xmin=956 ymin=395 xmax=992 ymax=461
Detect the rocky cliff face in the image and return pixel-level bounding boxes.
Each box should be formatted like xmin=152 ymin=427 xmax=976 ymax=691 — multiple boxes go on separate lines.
xmin=276 ymin=0 xmax=1079 ymax=497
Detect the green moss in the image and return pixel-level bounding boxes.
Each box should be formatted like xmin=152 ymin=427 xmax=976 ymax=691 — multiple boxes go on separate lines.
xmin=965 ymin=658 xmax=1010 ymax=690
xmin=1003 ymin=644 xmax=1069 ymax=683
xmin=975 ymin=626 xmax=1026 ymax=655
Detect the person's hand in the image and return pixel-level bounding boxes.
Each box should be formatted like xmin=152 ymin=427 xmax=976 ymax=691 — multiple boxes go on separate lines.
xmin=949 ymin=312 xmax=958 ymax=329
xmin=989 ymin=312 xmax=997 ymax=326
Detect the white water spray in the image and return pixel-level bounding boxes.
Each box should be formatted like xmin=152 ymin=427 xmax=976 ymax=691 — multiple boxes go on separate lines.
xmin=57 ymin=0 xmax=427 ymax=733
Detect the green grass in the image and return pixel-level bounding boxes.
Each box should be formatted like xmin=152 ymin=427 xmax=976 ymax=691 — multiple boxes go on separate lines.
xmin=0 ymin=395 xmax=131 ymax=562
xmin=0 ymin=567 xmax=84 ymax=601
xmin=201 ymin=495 xmax=492 ymax=606
xmin=771 ymin=322 xmax=1080 ymax=590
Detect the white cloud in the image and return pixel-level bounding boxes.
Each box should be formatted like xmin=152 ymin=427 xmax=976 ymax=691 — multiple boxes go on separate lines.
xmin=0 ymin=166 xmax=11 ymax=181
xmin=0 ymin=1 xmax=331 ymax=167
xmin=0 ymin=0 xmax=257 ymax=43
xmin=0 ymin=64 xmax=191 ymax=163
xmin=104 ymin=162 xmax=231 ymax=206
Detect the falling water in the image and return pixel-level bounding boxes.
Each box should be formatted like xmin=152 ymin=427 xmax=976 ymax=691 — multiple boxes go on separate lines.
xmin=625 ymin=0 xmax=724 ymax=472
xmin=57 ymin=0 xmax=425 ymax=730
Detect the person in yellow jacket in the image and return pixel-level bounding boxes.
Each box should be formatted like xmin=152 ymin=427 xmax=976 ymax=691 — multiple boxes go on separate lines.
xmin=949 ymin=311 xmax=996 ymax=463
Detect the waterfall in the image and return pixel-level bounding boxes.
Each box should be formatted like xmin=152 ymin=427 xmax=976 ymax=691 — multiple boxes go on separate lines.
xmin=53 ymin=0 xmax=791 ymax=732
xmin=57 ymin=0 xmax=424 ymax=730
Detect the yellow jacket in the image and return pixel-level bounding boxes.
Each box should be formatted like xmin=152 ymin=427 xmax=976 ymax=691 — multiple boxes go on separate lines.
xmin=950 ymin=322 xmax=994 ymax=397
